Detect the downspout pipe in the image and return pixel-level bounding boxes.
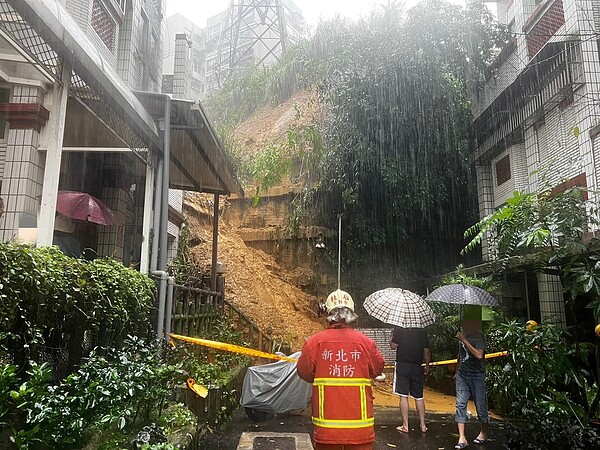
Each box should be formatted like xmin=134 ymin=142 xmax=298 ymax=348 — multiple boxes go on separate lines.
xmin=159 ymin=95 xmax=171 ymax=273
xmin=165 ymin=276 xmax=175 ymax=337
xmin=150 ymin=155 xmax=163 ymax=272
xmin=152 ymin=95 xmax=171 ymax=340
xmin=151 ymin=270 xmax=169 ymax=339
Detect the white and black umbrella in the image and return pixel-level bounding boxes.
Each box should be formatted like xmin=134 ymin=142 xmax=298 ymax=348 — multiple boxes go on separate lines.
xmin=364 ymin=288 xmax=436 ymax=328
xmin=425 ymin=283 xmax=500 ymax=307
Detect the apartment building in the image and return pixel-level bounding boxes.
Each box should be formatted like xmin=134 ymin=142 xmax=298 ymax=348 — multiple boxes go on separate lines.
xmin=472 ymin=0 xmax=600 ymax=323
xmin=163 ymin=0 xmax=305 ymax=99
xmin=0 ymin=0 xmax=239 ymax=271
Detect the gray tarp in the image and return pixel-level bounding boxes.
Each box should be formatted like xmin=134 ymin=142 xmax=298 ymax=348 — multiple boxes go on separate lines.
xmin=240 ymin=352 xmax=311 ymax=413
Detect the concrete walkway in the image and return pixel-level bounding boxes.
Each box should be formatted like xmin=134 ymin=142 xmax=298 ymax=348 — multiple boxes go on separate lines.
xmin=199 ymin=407 xmax=508 ymax=450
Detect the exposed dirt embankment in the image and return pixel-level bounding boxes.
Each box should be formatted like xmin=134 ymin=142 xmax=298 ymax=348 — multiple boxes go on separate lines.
xmin=184 ymin=193 xmax=324 ymax=350
xmin=233 ymin=89 xmax=321 ymax=157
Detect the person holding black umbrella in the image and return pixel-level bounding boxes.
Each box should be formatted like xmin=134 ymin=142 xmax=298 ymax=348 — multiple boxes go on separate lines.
xmin=454 ymin=314 xmax=490 ymax=449
xmin=425 ymin=285 xmax=497 ymax=449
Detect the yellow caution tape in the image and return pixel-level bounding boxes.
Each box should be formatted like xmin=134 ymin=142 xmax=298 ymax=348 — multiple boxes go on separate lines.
xmin=187 ymin=378 xmax=209 ymax=398
xmin=170 ymin=333 xmax=298 ymax=362
xmin=426 ymin=351 xmax=509 ymax=367
xmin=383 ymin=351 xmax=509 ymax=370
xmin=171 ymin=333 xmax=508 ymax=368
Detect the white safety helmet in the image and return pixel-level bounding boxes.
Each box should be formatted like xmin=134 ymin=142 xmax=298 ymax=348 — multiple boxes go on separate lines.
xmin=325 ymin=289 xmax=354 ymax=313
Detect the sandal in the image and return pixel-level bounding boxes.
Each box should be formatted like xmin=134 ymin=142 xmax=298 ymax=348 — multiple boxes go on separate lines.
xmin=455 ymin=443 xmax=469 ymax=449
xmin=473 ymin=438 xmax=487 ymax=445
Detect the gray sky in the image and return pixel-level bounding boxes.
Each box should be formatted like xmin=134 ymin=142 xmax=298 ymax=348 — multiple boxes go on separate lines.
xmin=165 ymin=0 xmax=405 ymax=29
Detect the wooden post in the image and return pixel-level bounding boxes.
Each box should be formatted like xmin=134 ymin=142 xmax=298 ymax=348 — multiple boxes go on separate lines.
xmin=210 ymin=193 xmax=220 ymax=291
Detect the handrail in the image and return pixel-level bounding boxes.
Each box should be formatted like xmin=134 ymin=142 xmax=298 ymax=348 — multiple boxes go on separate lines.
xmin=173 ymin=283 xmax=222 ymax=297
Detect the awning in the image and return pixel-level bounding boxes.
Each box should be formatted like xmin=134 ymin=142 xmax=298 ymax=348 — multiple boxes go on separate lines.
xmin=134 ymin=91 xmax=243 ymax=196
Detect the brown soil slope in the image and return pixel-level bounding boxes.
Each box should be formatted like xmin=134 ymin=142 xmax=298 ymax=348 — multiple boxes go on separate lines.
xmin=233 ymin=89 xmax=321 ymax=157
xmin=184 ymin=193 xmax=324 ymax=350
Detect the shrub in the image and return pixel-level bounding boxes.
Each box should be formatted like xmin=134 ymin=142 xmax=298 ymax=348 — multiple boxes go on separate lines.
xmin=487 ymin=320 xmax=600 ymax=448
xmin=4 ymin=337 xmax=184 ymax=449
xmin=0 ymin=242 xmax=155 ymax=377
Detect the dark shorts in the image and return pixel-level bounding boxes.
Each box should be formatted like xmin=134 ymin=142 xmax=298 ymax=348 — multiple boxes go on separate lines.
xmin=393 ymin=362 xmax=424 ymax=400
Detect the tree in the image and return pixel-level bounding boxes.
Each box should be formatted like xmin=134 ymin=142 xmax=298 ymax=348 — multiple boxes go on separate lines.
xmin=462 ymin=185 xmax=600 ymax=320
xmin=206 ymin=1 xmax=507 ymax=278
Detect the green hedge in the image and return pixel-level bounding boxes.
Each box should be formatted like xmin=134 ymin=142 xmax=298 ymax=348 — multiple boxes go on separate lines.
xmin=0 ymin=242 xmax=156 ymax=375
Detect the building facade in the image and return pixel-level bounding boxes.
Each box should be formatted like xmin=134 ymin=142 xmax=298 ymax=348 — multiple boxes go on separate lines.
xmin=472 ymin=0 xmax=600 ymax=323
xmin=162 ymin=0 xmax=305 ymax=99
xmin=0 ymin=0 xmax=239 ymax=274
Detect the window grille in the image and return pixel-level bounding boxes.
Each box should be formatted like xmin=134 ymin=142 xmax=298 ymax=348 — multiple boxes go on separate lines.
xmin=91 ymin=0 xmax=116 ymax=51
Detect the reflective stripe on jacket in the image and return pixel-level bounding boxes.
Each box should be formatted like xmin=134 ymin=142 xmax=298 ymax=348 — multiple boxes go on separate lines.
xmin=297 ymin=324 xmax=385 ymax=445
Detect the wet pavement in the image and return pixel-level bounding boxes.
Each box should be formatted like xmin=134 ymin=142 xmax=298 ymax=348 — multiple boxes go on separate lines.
xmin=200 ymin=407 xmax=507 ymax=450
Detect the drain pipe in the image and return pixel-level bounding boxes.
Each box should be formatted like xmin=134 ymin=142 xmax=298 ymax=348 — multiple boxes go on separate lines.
xmin=150 ymin=156 xmax=163 ymax=272
xmin=165 ymin=276 xmax=175 ymax=337
xmin=151 ymin=270 xmax=168 ymax=339
xmin=159 ymin=95 xmax=171 ymax=274
xmin=153 ymin=95 xmax=171 ymax=340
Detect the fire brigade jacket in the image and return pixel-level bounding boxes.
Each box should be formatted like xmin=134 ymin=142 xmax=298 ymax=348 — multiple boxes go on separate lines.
xmin=297 ymin=323 xmax=385 ymax=445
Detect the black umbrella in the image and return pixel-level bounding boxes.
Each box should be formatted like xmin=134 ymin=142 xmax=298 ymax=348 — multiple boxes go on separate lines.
xmin=426 ymin=283 xmax=499 ymax=307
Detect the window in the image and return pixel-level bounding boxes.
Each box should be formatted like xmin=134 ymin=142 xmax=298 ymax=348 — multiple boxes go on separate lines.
xmin=495 ymin=154 xmax=511 ymax=186
xmin=91 ymin=0 xmax=117 ymax=51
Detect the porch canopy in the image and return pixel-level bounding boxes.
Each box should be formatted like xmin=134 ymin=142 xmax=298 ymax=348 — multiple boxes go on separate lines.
xmin=134 ymin=92 xmax=242 ymax=196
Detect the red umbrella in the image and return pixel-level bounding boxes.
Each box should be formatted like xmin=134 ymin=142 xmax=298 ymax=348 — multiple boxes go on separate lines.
xmin=55 ymin=190 xmax=118 ymax=226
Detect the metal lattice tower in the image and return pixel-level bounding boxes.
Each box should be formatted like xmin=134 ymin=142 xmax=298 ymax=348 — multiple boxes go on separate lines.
xmin=213 ymin=0 xmax=292 ymax=87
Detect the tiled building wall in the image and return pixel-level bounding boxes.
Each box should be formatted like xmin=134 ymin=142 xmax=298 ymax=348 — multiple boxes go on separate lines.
xmin=472 ymin=0 xmax=600 ymax=325
xmin=526 ymin=0 xmax=565 ymax=58
xmin=0 ymin=86 xmax=46 ymax=242
xmin=491 ymin=144 xmax=528 ymax=207
xmin=117 ymin=0 xmax=163 ymax=92
xmin=356 ymin=328 xmax=395 ymax=365
xmin=168 ymin=189 xmax=183 ymax=214
xmin=475 ymin=162 xmax=495 ymax=260
xmin=66 ymin=0 xmax=163 ymax=93
xmin=536 ymin=103 xmax=585 ymax=187
xmin=166 ymin=220 xmax=179 ymax=263
xmin=473 ymin=51 xmax=523 ymax=118
xmin=566 ymin=0 xmax=600 ymax=198
xmin=173 ymin=34 xmax=191 ymax=98
xmin=116 ymin=1 xmax=137 ymax=88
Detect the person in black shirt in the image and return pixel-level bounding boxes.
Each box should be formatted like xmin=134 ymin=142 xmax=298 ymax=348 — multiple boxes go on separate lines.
xmin=390 ymin=327 xmax=431 ymax=433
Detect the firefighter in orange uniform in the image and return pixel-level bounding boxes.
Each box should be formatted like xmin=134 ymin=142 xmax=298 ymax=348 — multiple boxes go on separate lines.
xmin=297 ymin=290 xmax=385 ymax=450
